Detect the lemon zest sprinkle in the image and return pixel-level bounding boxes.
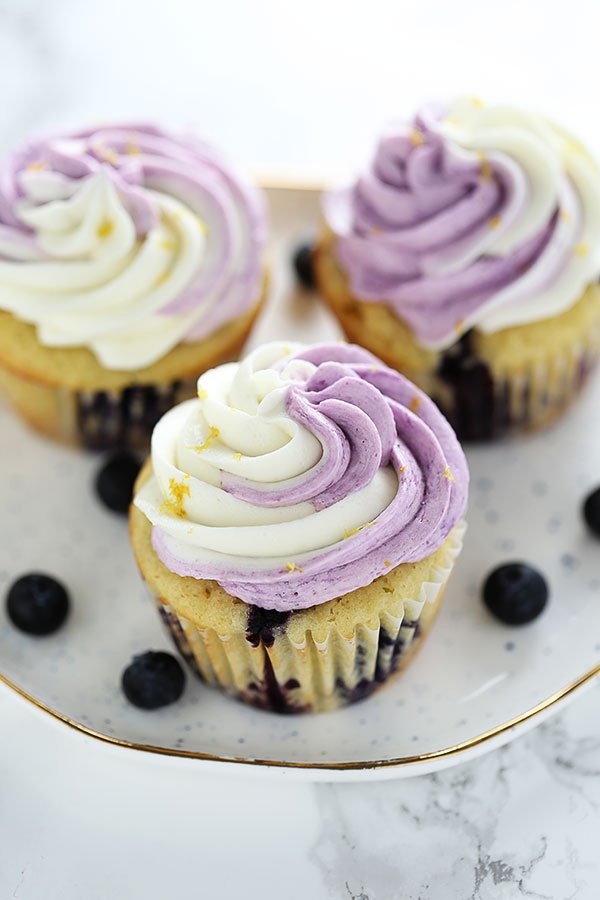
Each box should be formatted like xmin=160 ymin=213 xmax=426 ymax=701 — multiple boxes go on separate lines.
xmin=159 ymin=238 xmax=176 ymax=251
xmin=384 ymin=559 xmax=392 ymax=567
xmin=95 ymin=144 xmax=118 ymax=165
xmin=343 ymin=521 xmax=375 ymax=540
xmin=488 ymin=215 xmax=502 ymax=229
xmin=195 ymin=426 xmax=220 ymax=452
xmin=410 ymin=128 xmax=424 ymax=147
xmin=26 ymin=161 xmax=46 ymax=172
xmin=575 ymin=242 xmax=589 ymax=257
xmin=160 ymin=478 xmax=191 ymax=518
xmin=233 ymin=452 xmax=242 ymax=461
xmin=409 ymin=395 xmax=421 ymax=414
xmin=197 ymin=387 xmax=208 ymax=400
xmin=97 ymin=220 xmax=114 ymax=239
xmin=285 ymin=562 xmax=303 ymax=573
xmin=443 ymin=465 xmax=456 ymax=484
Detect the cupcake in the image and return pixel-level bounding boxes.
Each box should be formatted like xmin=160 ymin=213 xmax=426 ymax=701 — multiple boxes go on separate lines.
xmin=130 ymin=341 xmax=468 ymax=713
xmin=315 ymin=98 xmax=600 ymax=440
xmin=0 ymin=123 xmax=267 ymax=449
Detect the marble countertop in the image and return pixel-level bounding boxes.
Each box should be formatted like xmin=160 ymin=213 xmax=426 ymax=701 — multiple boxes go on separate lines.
xmin=1 ymin=1 xmax=600 ymax=897
xmin=2 ymin=680 xmax=600 ymax=899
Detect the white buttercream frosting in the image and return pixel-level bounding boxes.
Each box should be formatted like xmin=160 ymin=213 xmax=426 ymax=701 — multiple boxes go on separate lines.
xmin=0 ymin=124 xmax=265 ymax=369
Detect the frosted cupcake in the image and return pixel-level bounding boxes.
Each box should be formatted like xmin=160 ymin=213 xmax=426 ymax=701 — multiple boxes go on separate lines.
xmin=130 ymin=341 xmax=468 ymax=713
xmin=0 ymin=123 xmax=267 ymax=449
xmin=315 ymin=99 xmax=600 ymax=440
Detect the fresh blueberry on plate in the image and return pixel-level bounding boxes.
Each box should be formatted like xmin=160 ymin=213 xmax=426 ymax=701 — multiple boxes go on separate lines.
xmin=292 ymin=242 xmax=316 ymax=289
xmin=122 ymin=651 xmax=186 ymax=710
xmin=483 ymin=562 xmax=549 ymax=625
xmin=583 ymin=486 xmax=600 ymax=538
xmin=95 ymin=451 xmax=141 ymax=514
xmin=6 ymin=573 xmax=70 ymax=636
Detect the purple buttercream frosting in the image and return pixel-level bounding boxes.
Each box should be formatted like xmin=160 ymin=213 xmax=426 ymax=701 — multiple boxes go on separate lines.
xmin=323 ymin=103 xmax=582 ymax=347
xmin=150 ymin=343 xmax=469 ymax=611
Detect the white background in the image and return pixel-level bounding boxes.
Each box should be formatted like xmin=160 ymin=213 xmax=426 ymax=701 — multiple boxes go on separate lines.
xmin=2 ymin=1 xmax=600 ymax=898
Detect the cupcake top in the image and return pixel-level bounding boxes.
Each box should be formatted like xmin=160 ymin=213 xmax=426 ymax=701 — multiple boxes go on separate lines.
xmin=134 ymin=341 xmax=468 ymax=611
xmin=0 ymin=123 xmax=266 ymax=370
xmin=324 ymin=98 xmax=600 ymax=349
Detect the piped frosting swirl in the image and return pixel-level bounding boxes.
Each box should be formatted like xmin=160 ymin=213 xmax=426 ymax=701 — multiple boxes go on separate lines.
xmin=324 ymin=98 xmax=600 ymax=348
xmin=134 ymin=342 xmax=468 ymax=611
xmin=0 ymin=123 xmax=266 ymax=370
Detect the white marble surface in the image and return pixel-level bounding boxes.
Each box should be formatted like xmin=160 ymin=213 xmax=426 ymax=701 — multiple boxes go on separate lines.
xmin=2 ymin=680 xmax=600 ymax=899
xmin=2 ymin=0 xmax=600 ymax=897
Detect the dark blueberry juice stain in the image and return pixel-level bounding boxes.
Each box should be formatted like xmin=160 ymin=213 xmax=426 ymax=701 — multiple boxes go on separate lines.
xmin=437 ymin=331 xmax=503 ymax=441
xmin=245 ymin=606 xmax=291 ymax=648
xmin=77 ymin=381 xmax=184 ymax=451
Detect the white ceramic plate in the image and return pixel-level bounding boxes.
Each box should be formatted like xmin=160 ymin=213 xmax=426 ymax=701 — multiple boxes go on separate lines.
xmin=1 ymin=186 xmax=600 ymax=782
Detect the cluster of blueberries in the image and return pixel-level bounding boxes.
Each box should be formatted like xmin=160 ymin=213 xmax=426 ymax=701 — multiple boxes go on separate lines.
xmin=3 ymin=247 xmax=600 ymax=712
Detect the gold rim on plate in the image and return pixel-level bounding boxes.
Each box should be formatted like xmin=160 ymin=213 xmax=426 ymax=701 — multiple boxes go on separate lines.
xmin=2 ymin=662 xmax=599 ymax=771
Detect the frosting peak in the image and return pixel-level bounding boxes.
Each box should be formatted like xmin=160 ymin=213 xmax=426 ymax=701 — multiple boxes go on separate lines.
xmin=0 ymin=123 xmax=266 ymax=369
xmin=135 ymin=342 xmax=469 ymax=611
xmin=324 ymin=99 xmax=600 ymax=347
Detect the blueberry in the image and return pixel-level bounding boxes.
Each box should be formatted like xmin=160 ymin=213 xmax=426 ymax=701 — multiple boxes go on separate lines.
xmin=6 ymin=573 xmax=70 ymax=635
xmin=122 ymin=651 xmax=185 ymax=710
xmin=583 ymin=486 xmax=600 ymax=538
xmin=483 ymin=562 xmax=548 ymax=625
xmin=95 ymin=451 xmax=141 ymax=514
xmin=292 ymin=242 xmax=315 ymax=289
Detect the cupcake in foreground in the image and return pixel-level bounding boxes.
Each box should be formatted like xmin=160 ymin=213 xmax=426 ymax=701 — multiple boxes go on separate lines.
xmin=130 ymin=341 xmax=468 ymax=713
xmin=0 ymin=123 xmax=267 ymax=449
xmin=315 ymin=98 xmax=600 ymax=440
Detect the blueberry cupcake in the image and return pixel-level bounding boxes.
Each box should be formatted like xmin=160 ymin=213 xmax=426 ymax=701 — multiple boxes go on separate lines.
xmin=130 ymin=341 xmax=468 ymax=713
xmin=0 ymin=123 xmax=267 ymax=449
xmin=315 ymin=98 xmax=600 ymax=440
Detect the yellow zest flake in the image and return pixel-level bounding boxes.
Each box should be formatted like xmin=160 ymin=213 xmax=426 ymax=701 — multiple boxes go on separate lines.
xmin=197 ymin=386 xmax=208 ymax=400
xmin=369 ymin=365 xmax=380 ymax=373
xmin=561 ymin=210 xmax=571 ymax=222
xmin=454 ymin=318 xmax=465 ymax=334
xmin=410 ymin=128 xmax=424 ymax=147
xmin=233 ymin=452 xmax=242 ymax=461
xmin=155 ymin=270 xmax=171 ymax=285
xmin=160 ymin=477 xmax=191 ymax=518
xmin=159 ymin=238 xmax=176 ymax=251
xmin=398 ymin=465 xmax=407 ymax=474
xmin=575 ymin=242 xmax=589 ymax=257
xmin=282 ymin=345 xmax=291 ymax=355
xmin=488 ymin=216 xmax=502 ymax=229
xmin=471 ymin=96 xmax=485 ymax=108
xmin=479 ymin=158 xmax=493 ymax=180
xmin=95 ymin=144 xmax=118 ymax=165
xmin=126 ymin=140 xmax=141 ymax=155
xmin=26 ymin=160 xmax=46 ymax=172
xmin=285 ymin=562 xmax=303 ymax=573
xmin=196 ymin=216 xmax=208 ymax=234
xmin=343 ymin=521 xmax=375 ymax=540
xmin=97 ymin=220 xmax=114 ymax=239
xmin=384 ymin=560 xmax=391 ymax=567
xmin=194 ymin=426 xmax=220 ymax=452
xmin=370 ymin=227 xmax=382 ymax=235
xmin=409 ymin=395 xmax=421 ymax=414
xmin=443 ymin=465 xmax=456 ymax=484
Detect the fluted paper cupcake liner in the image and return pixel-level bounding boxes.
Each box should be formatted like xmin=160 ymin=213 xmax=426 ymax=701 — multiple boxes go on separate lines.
xmin=151 ymin=523 xmax=466 ymax=714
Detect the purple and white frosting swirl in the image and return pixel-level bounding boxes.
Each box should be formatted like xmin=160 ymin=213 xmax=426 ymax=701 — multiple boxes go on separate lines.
xmin=0 ymin=123 xmax=266 ymax=369
xmin=134 ymin=341 xmax=468 ymax=611
xmin=324 ymin=98 xmax=600 ymax=348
